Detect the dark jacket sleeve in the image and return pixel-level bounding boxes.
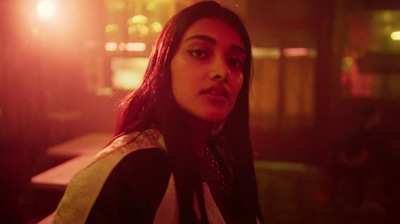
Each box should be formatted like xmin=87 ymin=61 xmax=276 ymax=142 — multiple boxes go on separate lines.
xmin=85 ymin=148 xmax=172 ymax=224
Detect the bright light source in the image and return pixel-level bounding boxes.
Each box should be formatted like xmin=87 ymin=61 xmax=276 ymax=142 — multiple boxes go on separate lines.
xmin=151 ymin=22 xmax=162 ymax=32
xmin=105 ymin=24 xmax=118 ymax=33
xmin=129 ymin=15 xmax=148 ymax=24
xmin=126 ymin=43 xmax=147 ymax=52
xmin=104 ymin=42 xmax=146 ymax=52
xmin=105 ymin=42 xmax=118 ymax=51
xmin=252 ymin=47 xmax=280 ymax=59
xmin=391 ymin=31 xmax=400 ymax=41
xmin=37 ymin=0 xmax=56 ymax=19
xmin=284 ymin=48 xmax=309 ymax=57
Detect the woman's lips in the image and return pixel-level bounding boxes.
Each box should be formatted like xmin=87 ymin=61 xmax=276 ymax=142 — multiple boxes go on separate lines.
xmin=202 ymin=85 xmax=228 ymax=97
xmin=201 ymin=85 xmax=229 ymax=102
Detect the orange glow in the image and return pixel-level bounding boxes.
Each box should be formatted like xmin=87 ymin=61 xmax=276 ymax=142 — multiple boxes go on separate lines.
xmin=119 ymin=43 xmax=126 ymax=51
xmin=283 ymin=48 xmax=310 ymax=57
xmin=37 ymin=0 xmax=56 ymax=19
xmin=111 ymin=58 xmax=149 ymax=90
xmin=105 ymin=42 xmax=118 ymax=51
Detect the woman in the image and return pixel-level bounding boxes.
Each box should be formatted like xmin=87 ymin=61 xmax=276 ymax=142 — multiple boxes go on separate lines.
xmin=53 ymin=1 xmax=263 ymax=223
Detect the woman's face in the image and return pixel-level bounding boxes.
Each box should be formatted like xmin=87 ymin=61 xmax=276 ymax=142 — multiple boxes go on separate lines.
xmin=170 ymin=18 xmax=246 ymax=122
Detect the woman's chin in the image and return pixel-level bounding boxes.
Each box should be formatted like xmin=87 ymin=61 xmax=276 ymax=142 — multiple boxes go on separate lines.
xmin=198 ymin=112 xmax=228 ymax=123
xmin=184 ymin=107 xmax=230 ymax=123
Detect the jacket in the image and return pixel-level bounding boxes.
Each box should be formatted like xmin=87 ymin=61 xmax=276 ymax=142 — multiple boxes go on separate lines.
xmin=52 ymin=129 xmax=226 ymax=224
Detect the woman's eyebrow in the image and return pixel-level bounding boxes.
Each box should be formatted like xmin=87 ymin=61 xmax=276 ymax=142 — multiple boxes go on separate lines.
xmin=184 ymin=34 xmax=245 ymax=53
xmin=230 ymin=45 xmax=246 ymax=55
xmin=184 ymin=34 xmax=216 ymax=45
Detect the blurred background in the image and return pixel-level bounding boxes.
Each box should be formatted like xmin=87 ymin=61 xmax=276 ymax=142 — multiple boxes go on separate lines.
xmin=1 ymin=0 xmax=400 ymax=223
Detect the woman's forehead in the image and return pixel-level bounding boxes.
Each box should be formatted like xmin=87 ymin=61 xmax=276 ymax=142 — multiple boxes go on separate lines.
xmin=181 ymin=18 xmax=245 ymax=49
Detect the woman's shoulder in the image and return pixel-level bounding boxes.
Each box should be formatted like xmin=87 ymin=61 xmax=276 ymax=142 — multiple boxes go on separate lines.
xmin=80 ymin=129 xmax=169 ymax=183
xmin=96 ymin=129 xmax=167 ymax=158
xmin=53 ymin=130 xmax=171 ymax=223
xmin=112 ymin=147 xmax=171 ymax=174
xmin=83 ymin=147 xmax=172 ymax=223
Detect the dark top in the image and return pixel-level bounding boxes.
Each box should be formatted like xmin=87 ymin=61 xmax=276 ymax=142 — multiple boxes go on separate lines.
xmin=86 ymin=148 xmax=172 ymax=224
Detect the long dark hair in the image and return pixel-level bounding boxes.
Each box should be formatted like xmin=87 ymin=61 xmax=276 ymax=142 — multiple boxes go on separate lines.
xmin=115 ymin=1 xmax=262 ymax=223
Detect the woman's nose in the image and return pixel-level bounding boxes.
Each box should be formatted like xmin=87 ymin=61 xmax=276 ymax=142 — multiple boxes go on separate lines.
xmin=210 ymin=58 xmax=229 ymax=82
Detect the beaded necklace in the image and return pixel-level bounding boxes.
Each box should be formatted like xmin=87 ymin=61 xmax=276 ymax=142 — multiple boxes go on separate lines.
xmin=201 ymin=146 xmax=235 ymax=223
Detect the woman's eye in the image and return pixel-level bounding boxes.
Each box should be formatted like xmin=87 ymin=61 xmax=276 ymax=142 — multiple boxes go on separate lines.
xmin=188 ymin=49 xmax=208 ymax=58
xmin=227 ymin=58 xmax=244 ymax=70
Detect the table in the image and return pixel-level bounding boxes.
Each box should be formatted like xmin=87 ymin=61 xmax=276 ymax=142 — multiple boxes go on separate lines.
xmin=47 ymin=132 xmax=113 ymax=159
xmin=31 ymin=155 xmax=95 ymax=191
xmin=31 ymin=132 xmax=114 ymax=222
xmin=31 ymin=132 xmax=113 ymax=191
